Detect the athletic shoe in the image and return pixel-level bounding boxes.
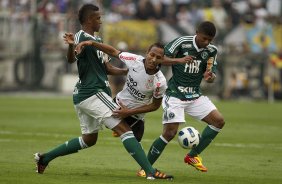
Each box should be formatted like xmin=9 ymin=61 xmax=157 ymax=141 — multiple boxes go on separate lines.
xmin=34 ymin=153 xmax=47 ymax=174
xmin=184 ymin=154 xmax=208 ymax=172
xmin=136 ymin=168 xmax=146 ymax=177
xmin=112 ymin=131 xmax=119 ymax=137
xmin=146 ymin=169 xmax=174 ymax=180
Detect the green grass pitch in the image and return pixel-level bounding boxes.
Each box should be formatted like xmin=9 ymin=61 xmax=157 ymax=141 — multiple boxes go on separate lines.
xmin=0 ymin=95 xmax=282 ymax=184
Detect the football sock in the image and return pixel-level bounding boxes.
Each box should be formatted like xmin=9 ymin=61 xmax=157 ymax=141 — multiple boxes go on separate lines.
xmin=189 ymin=125 xmax=220 ymax=157
xmin=120 ymin=131 xmax=155 ymax=175
xmin=42 ymin=137 xmax=87 ymax=165
xmin=147 ymin=135 xmax=168 ymax=165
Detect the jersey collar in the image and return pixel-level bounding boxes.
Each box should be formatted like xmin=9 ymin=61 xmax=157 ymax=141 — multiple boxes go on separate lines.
xmin=193 ymin=35 xmax=205 ymax=52
xmin=80 ymin=30 xmax=100 ymax=41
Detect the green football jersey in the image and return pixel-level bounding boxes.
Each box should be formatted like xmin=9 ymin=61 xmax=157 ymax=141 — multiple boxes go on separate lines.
xmin=73 ymin=30 xmax=111 ymax=105
xmin=164 ymin=35 xmax=218 ymax=100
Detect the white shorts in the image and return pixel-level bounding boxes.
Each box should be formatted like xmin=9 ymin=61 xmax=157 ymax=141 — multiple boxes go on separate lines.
xmin=162 ymin=95 xmax=216 ymax=124
xmin=74 ymin=92 xmax=121 ymax=134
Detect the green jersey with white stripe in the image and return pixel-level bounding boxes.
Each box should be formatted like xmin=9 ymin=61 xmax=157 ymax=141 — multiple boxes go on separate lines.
xmin=73 ymin=30 xmax=111 ymax=105
xmin=164 ymin=35 xmax=218 ymax=100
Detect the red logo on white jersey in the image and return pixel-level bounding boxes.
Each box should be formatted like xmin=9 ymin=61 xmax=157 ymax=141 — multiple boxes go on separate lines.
xmin=154 ymin=82 xmax=161 ymax=96
xmin=146 ymin=79 xmax=153 ymax=89
xmin=120 ymin=55 xmax=136 ymax=61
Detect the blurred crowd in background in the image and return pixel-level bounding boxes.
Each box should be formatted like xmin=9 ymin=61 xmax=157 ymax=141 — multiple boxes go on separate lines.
xmin=0 ymin=0 xmax=281 ymax=101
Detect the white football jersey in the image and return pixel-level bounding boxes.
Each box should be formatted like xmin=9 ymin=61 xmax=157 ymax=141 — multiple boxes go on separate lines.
xmin=116 ymin=52 xmax=167 ymax=119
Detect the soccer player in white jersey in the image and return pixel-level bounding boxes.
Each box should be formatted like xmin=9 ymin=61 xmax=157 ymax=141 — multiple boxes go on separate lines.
xmin=142 ymin=21 xmax=225 ymax=174
xmin=75 ymin=41 xmax=167 ymax=142
xmin=34 ymin=4 xmax=172 ymax=180
xmin=113 ymin=43 xmax=168 ymax=142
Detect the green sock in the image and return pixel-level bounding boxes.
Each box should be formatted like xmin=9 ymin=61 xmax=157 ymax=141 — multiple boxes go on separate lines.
xmin=189 ymin=125 xmax=220 ymax=156
xmin=121 ymin=131 xmax=155 ymax=175
xmin=42 ymin=137 xmax=86 ymax=165
xmin=147 ymin=136 xmax=167 ymax=165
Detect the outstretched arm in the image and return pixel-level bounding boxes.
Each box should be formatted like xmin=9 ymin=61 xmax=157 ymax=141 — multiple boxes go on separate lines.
xmin=75 ymin=40 xmax=121 ymax=58
xmin=63 ymin=33 xmax=76 ymax=64
xmin=105 ymin=62 xmax=128 ymax=75
xmin=75 ymin=40 xmax=128 ymax=75
xmin=112 ymin=98 xmax=162 ymax=119
xmin=163 ymin=55 xmax=195 ymax=66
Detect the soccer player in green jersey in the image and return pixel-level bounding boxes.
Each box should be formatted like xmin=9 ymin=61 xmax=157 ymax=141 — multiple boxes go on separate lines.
xmin=34 ymin=4 xmax=172 ymax=180
xmin=140 ymin=21 xmax=225 ymax=174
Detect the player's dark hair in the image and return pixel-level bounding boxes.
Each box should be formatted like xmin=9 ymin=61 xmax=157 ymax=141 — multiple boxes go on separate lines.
xmin=197 ymin=21 xmax=216 ymax=37
xmin=78 ymin=4 xmax=99 ymax=24
xmin=148 ymin=42 xmax=164 ymax=52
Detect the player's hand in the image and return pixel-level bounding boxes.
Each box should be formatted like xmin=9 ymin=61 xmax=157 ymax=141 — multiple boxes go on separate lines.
xmin=75 ymin=41 xmax=93 ymax=54
xmin=63 ymin=33 xmax=74 ymax=45
xmin=178 ymin=55 xmax=195 ymax=64
xmin=112 ymin=101 xmax=131 ymax=119
xmin=204 ymin=70 xmax=216 ymax=83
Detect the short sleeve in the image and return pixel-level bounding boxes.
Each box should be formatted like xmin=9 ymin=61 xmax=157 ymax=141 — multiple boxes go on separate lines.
xmin=118 ymin=52 xmax=143 ymax=66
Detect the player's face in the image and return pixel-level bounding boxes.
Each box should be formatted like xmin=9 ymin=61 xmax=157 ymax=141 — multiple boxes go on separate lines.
xmin=88 ymin=11 xmax=102 ymax=32
xmin=145 ymin=46 xmax=164 ymax=74
xmin=195 ymin=32 xmax=214 ymax=48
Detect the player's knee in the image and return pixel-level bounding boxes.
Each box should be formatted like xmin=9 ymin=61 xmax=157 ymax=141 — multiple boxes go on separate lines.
xmin=82 ymin=134 xmax=97 ymax=147
xmin=86 ymin=140 xmax=97 ymax=147
xmin=130 ymin=120 xmax=145 ymax=142
xmin=133 ymin=127 xmax=144 ymax=142
xmin=163 ymin=129 xmax=177 ymax=141
xmin=134 ymin=133 xmax=143 ymax=142
xmin=215 ymin=116 xmax=225 ymax=129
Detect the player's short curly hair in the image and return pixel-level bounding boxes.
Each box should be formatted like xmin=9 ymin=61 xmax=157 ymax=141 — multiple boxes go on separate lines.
xmin=147 ymin=42 xmax=164 ymax=52
xmin=78 ymin=4 xmax=99 ymax=24
xmin=197 ymin=21 xmax=216 ymax=37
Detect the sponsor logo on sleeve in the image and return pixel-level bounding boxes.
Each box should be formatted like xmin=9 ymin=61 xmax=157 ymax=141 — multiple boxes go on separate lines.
xmin=120 ymin=55 xmax=136 ymax=61
xmin=182 ymin=44 xmax=192 ymax=49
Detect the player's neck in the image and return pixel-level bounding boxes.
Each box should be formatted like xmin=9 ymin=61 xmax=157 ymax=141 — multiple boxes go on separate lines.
xmin=146 ymin=70 xmax=155 ymax=75
xmin=82 ymin=26 xmax=96 ymax=36
xmin=145 ymin=67 xmax=158 ymax=75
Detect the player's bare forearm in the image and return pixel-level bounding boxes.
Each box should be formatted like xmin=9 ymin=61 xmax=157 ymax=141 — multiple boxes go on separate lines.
xmin=63 ymin=33 xmax=76 ymax=64
xmin=163 ymin=56 xmax=195 ymax=65
xmin=75 ymin=41 xmax=120 ymax=58
xmin=66 ymin=44 xmax=76 ymax=64
xmin=129 ymin=102 xmax=160 ymax=115
xmin=112 ymin=98 xmax=162 ymax=118
xmin=91 ymin=41 xmax=120 ymax=57
xmin=105 ymin=62 xmax=128 ymax=75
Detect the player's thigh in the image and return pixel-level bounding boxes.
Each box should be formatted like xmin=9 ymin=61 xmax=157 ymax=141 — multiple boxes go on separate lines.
xmin=74 ymin=105 xmax=101 ymax=134
xmin=75 ymin=92 xmax=120 ymax=133
xmin=185 ymin=96 xmax=217 ymax=121
xmin=162 ymin=96 xmax=186 ymax=124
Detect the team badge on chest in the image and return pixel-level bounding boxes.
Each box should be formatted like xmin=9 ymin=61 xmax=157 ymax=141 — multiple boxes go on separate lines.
xmin=201 ymin=51 xmax=208 ymax=59
xmin=145 ymin=79 xmax=154 ymax=89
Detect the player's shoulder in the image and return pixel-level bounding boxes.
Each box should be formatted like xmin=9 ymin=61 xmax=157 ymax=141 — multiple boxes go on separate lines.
xmin=74 ymin=30 xmax=102 ymax=44
xmin=172 ymin=35 xmax=194 ymax=45
xmin=119 ymin=52 xmax=144 ymax=62
xmin=165 ymin=36 xmax=194 ymax=54
xmin=154 ymin=71 xmax=167 ymax=83
xmin=206 ymin=44 xmax=218 ymax=53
